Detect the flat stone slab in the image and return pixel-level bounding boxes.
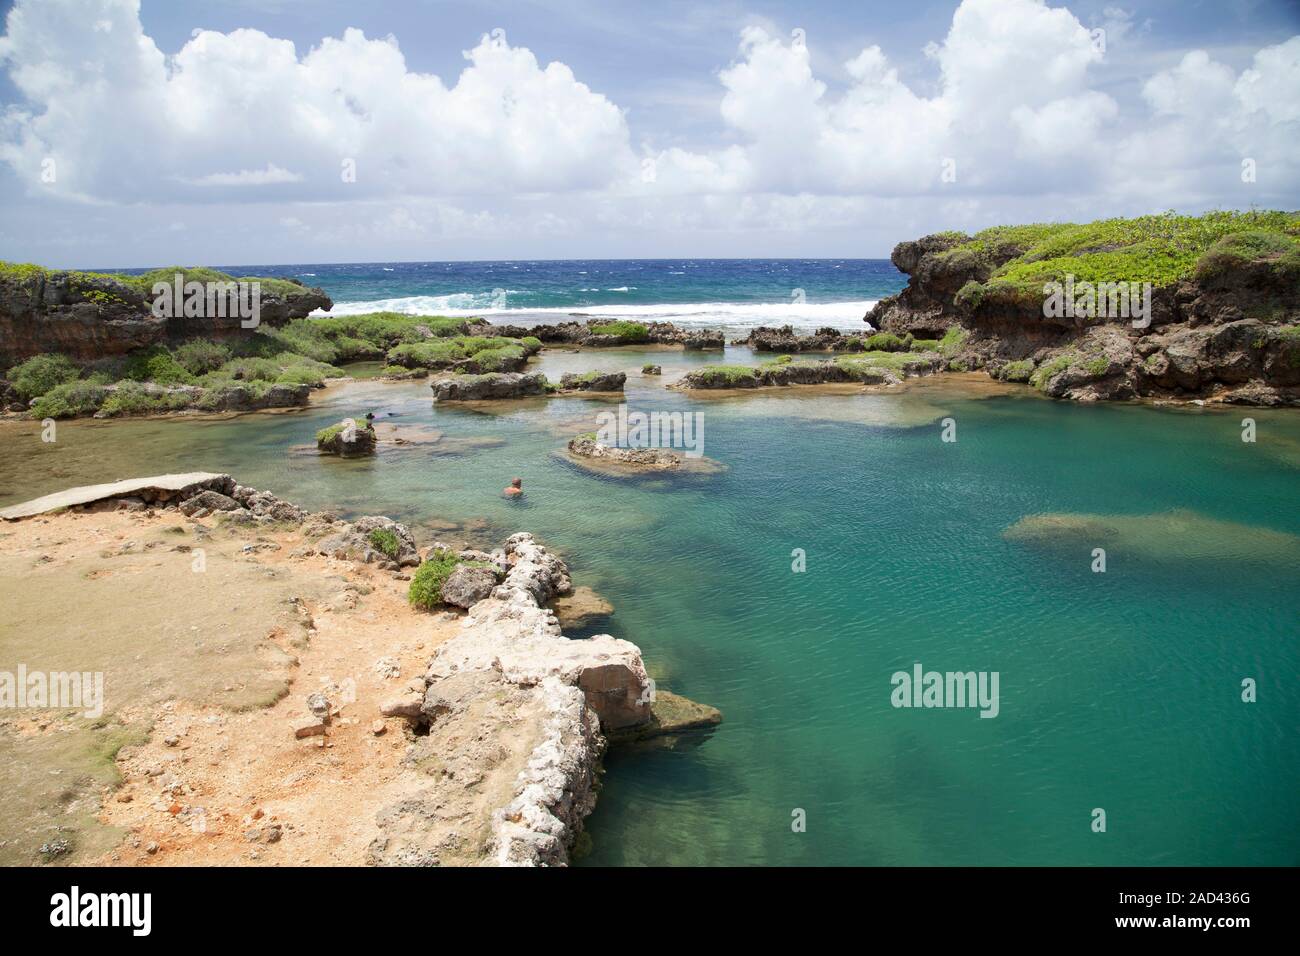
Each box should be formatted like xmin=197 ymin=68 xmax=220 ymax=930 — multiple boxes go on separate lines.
xmin=0 ymin=472 xmax=228 ymax=520
xmin=606 ymin=690 xmax=722 ymax=745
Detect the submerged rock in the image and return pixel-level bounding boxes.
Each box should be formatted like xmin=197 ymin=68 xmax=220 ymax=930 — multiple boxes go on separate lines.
xmin=550 ymin=585 xmax=614 ymax=628
xmin=1003 ymin=509 xmax=1300 ymax=565
xmin=605 ymin=690 xmax=723 ymax=746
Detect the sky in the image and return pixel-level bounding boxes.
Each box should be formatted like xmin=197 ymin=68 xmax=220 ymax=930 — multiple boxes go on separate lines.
xmin=0 ymin=0 xmax=1297 ymax=267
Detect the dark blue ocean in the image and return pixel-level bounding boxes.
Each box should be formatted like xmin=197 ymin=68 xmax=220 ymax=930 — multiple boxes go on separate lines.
xmin=123 ymin=259 xmax=905 ymax=332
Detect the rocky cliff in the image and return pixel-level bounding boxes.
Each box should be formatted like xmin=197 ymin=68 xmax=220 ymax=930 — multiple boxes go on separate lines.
xmin=865 ymin=213 xmax=1300 ymax=404
xmin=0 ymin=265 xmax=332 ymax=366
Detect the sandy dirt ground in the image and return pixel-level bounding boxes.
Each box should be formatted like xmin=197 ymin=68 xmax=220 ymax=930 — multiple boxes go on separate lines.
xmin=0 ymin=507 xmax=463 ymax=866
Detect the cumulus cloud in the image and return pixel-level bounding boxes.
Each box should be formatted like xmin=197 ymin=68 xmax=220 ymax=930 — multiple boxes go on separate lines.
xmin=647 ymin=0 xmax=1121 ymax=196
xmin=0 ymin=0 xmax=635 ymax=202
xmin=0 ymin=0 xmax=1296 ymax=247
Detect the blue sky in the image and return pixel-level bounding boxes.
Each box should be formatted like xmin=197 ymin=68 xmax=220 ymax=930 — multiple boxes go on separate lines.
xmin=1 ymin=0 xmax=1297 ymax=266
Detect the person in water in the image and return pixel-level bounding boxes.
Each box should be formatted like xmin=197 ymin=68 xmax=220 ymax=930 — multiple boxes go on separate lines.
xmin=503 ymin=477 xmax=523 ymax=498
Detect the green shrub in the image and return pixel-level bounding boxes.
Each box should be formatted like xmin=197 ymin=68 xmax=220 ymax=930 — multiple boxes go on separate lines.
xmin=275 ymin=365 xmax=328 ymax=386
xmin=999 ymin=359 xmax=1034 ymax=382
xmin=28 ymin=381 xmax=108 ymax=418
xmin=130 ymin=266 xmax=306 ymax=300
xmin=911 ymin=339 xmax=940 ymax=351
xmin=193 ymin=379 xmax=272 ymax=410
xmin=470 ymin=344 xmax=526 ymax=371
xmin=694 ymin=364 xmax=759 ymax=386
xmin=408 ymin=549 xmax=463 ymax=610
xmin=863 ymin=332 xmax=912 ymax=352
xmin=835 ymin=351 xmax=921 ymax=371
xmin=1194 ymin=229 xmax=1299 ymax=281
xmin=368 ymin=528 xmax=401 ymax=561
xmin=7 ymin=353 xmax=81 ymax=400
xmin=590 ymin=321 xmax=650 ymax=343
xmin=1029 ymin=353 xmax=1077 ymax=390
xmin=315 ymin=422 xmax=346 ymax=444
xmin=97 ymin=381 xmax=193 ymax=417
xmin=123 ymin=347 xmax=194 ymax=386
xmin=172 ymin=339 xmax=232 ymax=375
xmin=938 ymin=326 xmax=969 ymax=357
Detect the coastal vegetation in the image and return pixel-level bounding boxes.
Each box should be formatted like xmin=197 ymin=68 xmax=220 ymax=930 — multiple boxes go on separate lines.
xmin=947 ymin=210 xmax=1300 ymax=307
xmin=0 ymin=261 xmax=309 ymax=299
xmin=367 ymin=528 xmax=402 ymax=561
xmin=407 ymin=548 xmax=496 ymax=609
xmin=9 ymin=341 xmax=343 ymax=418
xmin=0 ymin=306 xmax=553 ymax=418
xmin=589 ymin=321 xmax=650 ymax=343
xmin=686 ymin=364 xmax=760 ymax=387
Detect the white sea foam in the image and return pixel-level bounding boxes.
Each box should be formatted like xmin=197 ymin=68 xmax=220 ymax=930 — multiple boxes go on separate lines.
xmin=314 ymin=295 xmax=876 ymax=332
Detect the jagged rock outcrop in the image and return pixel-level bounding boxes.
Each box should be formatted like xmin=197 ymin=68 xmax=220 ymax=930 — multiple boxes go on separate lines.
xmin=865 ymin=227 xmax=1300 ymax=404
xmin=480 ymin=319 xmax=723 ymax=349
xmin=566 ymin=435 xmax=683 ymax=469
xmin=430 ymin=371 xmax=549 ymax=401
xmin=373 ymin=532 xmax=655 ymax=867
xmin=313 ymin=515 xmax=421 ymax=569
xmin=743 ymin=325 xmax=867 ymax=352
xmin=439 ymin=564 xmax=498 ymax=608
xmin=0 ymin=268 xmax=332 ymax=365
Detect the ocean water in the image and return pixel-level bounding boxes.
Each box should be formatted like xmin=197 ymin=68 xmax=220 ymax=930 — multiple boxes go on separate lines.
xmin=119 ymin=258 xmax=905 ymax=333
xmin=3 ymin=340 xmax=1297 ymax=867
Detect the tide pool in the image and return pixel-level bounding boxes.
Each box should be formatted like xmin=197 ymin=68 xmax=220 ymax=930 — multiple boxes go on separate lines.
xmin=2 ymin=346 xmax=1296 ymax=866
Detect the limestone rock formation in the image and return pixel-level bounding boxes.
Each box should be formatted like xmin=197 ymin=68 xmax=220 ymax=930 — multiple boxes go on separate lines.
xmin=0 ymin=268 xmax=332 ymax=366
xmin=558 ymin=371 xmax=626 ymax=392
xmin=430 ymin=371 xmax=549 ymax=401
xmin=317 ymin=419 xmax=377 ymax=456
xmin=865 ymin=225 xmax=1300 ymax=405
xmin=566 ymin=435 xmax=682 ymax=469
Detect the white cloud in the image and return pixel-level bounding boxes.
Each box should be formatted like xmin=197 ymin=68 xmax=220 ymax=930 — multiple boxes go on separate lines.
xmin=183 ymin=164 xmax=303 ymax=187
xmin=0 ymin=0 xmax=635 ymax=202
xmin=0 ymin=0 xmax=1296 ymax=262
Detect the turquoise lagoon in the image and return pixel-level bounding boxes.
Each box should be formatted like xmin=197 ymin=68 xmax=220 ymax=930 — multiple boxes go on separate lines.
xmin=2 ymin=344 xmax=1297 ymax=867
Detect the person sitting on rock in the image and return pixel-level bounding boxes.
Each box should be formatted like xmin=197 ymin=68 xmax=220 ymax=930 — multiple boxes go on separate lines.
xmin=503 ymin=477 xmax=523 ymax=498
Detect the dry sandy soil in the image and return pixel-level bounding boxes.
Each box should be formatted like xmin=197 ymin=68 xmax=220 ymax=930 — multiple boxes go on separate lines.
xmin=0 ymin=506 xmax=467 ymax=866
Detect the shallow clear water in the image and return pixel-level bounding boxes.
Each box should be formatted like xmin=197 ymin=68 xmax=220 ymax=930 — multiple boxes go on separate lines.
xmin=3 ymin=347 xmax=1297 ymax=866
